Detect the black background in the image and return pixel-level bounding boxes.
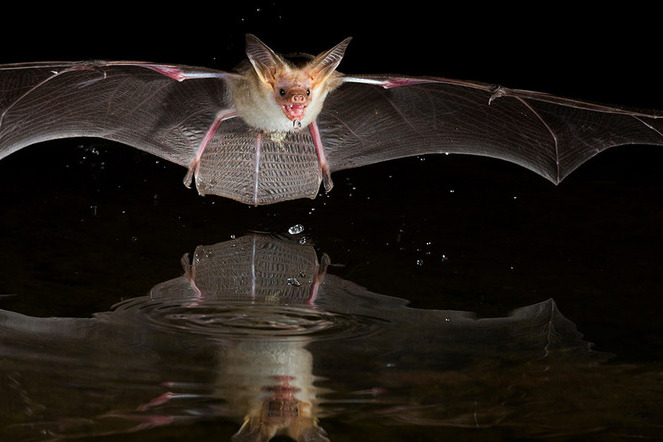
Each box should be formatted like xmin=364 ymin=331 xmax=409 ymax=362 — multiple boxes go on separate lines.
xmin=1 ymin=2 xmax=662 ymax=356
xmin=1 ymin=3 xmax=663 ymax=440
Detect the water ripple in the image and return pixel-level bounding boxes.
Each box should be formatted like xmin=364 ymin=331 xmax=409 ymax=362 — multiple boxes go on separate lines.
xmin=113 ymin=298 xmax=387 ymax=341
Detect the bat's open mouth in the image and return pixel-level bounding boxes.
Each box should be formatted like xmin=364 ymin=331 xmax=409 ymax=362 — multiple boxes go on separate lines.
xmin=282 ymin=104 xmax=307 ymax=121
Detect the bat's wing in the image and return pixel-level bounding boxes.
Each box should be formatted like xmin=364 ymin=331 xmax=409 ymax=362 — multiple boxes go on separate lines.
xmin=0 ymin=61 xmax=232 ymax=168
xmin=0 ymin=61 xmax=324 ymax=205
xmin=320 ymin=75 xmax=663 ymax=184
xmin=4 ymin=64 xmax=663 ymax=204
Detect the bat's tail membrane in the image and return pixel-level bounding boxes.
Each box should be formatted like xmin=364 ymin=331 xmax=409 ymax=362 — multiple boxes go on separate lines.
xmin=193 ymin=118 xmax=323 ymax=205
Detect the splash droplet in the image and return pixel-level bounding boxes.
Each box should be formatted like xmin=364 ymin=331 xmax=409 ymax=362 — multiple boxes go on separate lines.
xmin=287 ymin=277 xmax=302 ymax=287
xmin=288 ymin=224 xmax=304 ymax=235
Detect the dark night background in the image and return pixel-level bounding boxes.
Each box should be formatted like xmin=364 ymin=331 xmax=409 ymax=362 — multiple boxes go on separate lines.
xmin=2 ymin=0 xmax=663 ymax=358
xmin=1 ymin=3 xmax=663 ymax=440
xmin=2 ymin=0 xmax=663 ymax=352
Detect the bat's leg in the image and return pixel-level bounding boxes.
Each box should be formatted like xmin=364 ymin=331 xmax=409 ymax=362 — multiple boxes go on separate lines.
xmin=308 ymin=121 xmax=333 ymax=192
xmin=307 ymin=253 xmax=330 ymax=305
xmin=184 ymin=109 xmax=237 ymax=188
xmin=181 ymin=253 xmax=203 ymax=301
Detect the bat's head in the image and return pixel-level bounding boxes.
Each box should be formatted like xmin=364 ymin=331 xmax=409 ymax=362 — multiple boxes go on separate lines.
xmin=232 ymin=397 xmax=328 ymax=442
xmin=245 ymin=34 xmax=351 ymax=130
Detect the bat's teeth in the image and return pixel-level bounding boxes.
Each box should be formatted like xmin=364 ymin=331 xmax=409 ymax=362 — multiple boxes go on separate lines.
xmin=282 ymin=104 xmax=306 ymax=125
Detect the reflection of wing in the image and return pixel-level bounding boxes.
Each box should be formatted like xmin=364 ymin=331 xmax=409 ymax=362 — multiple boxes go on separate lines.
xmin=0 ymin=235 xmax=617 ymax=440
xmin=322 ymin=76 xmax=663 ymax=184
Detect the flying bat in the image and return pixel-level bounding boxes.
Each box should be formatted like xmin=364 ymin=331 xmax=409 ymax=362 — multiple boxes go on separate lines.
xmin=0 ymin=34 xmax=662 ymax=205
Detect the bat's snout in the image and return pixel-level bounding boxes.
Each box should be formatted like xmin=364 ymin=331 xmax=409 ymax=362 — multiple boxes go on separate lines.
xmin=275 ymin=82 xmax=311 ymax=123
xmin=291 ymin=93 xmax=306 ymax=103
xmin=280 ymin=90 xmax=309 ymax=122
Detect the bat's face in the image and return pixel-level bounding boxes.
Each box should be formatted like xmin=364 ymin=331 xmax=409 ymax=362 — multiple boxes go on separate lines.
xmin=272 ymin=72 xmax=314 ymax=127
xmin=240 ymin=35 xmax=351 ymax=131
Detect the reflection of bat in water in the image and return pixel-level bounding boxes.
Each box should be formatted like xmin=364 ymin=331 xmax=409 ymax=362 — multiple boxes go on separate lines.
xmin=0 ymin=234 xmax=609 ymax=441
xmin=1 ymin=34 xmax=662 ymax=205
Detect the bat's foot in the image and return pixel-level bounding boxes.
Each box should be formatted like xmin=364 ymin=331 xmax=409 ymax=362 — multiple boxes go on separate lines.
xmin=183 ymin=169 xmax=194 ymax=188
xmin=322 ymin=167 xmax=333 ymax=192
xmin=183 ymin=161 xmax=199 ymax=189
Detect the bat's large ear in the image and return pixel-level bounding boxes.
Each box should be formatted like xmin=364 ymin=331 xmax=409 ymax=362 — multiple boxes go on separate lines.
xmin=245 ymin=34 xmax=285 ymax=85
xmin=308 ymin=37 xmax=352 ymax=86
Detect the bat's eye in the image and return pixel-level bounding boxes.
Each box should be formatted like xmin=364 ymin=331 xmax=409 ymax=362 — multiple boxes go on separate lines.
xmin=279 ymin=89 xmax=286 ymax=96
xmin=306 ymin=89 xmax=310 ymax=96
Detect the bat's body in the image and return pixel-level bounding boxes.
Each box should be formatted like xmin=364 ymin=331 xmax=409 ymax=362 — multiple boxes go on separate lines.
xmin=1 ymin=35 xmax=662 ymax=205
xmin=156 ymin=35 xmax=351 ymax=193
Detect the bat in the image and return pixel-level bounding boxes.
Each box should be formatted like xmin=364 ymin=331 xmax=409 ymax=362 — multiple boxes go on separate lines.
xmin=1 ymin=34 xmax=662 ymax=205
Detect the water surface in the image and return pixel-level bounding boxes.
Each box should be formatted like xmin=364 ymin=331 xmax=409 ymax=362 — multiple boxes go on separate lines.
xmin=1 ymin=142 xmax=663 ymax=441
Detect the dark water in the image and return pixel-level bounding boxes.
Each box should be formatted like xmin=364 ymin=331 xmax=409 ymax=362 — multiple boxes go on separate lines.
xmin=1 ymin=141 xmax=663 ymax=441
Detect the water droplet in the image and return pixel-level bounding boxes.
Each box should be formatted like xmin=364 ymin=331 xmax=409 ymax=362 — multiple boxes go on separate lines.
xmin=416 ymin=259 xmax=424 ymax=266
xmin=287 ymin=277 xmax=302 ymax=287
xmin=288 ymin=224 xmax=304 ymax=235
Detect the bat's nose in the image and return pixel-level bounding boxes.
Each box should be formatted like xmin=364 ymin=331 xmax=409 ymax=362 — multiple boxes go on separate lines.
xmin=291 ymin=94 xmax=306 ymax=103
